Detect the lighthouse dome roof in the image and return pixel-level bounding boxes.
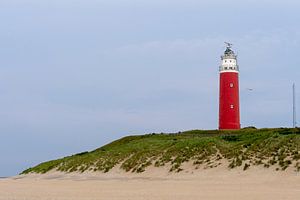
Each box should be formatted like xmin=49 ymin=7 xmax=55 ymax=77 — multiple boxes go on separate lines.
xmin=224 ymin=47 xmax=235 ymax=56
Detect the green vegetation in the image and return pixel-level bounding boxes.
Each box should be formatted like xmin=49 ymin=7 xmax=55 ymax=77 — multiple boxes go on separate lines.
xmin=21 ymin=127 xmax=300 ymax=174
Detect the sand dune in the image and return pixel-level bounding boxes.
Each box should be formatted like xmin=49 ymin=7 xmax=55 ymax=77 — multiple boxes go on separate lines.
xmin=1 ymin=166 xmax=300 ymax=200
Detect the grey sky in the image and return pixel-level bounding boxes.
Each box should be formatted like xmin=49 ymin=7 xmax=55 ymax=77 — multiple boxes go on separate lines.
xmin=0 ymin=0 xmax=300 ymax=176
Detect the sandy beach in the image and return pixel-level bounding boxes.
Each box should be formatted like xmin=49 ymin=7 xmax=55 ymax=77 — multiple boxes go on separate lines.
xmin=1 ymin=166 xmax=300 ymax=200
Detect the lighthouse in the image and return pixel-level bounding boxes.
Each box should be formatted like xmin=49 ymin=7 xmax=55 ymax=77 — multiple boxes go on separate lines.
xmin=219 ymin=43 xmax=240 ymax=130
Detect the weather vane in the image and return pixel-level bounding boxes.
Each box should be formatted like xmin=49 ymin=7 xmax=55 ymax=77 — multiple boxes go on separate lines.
xmin=224 ymin=42 xmax=233 ymax=49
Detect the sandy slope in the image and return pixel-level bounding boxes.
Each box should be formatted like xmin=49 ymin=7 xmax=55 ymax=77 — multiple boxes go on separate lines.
xmin=1 ymin=166 xmax=300 ymax=200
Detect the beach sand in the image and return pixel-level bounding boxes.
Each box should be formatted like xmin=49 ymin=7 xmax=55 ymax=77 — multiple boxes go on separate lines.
xmin=1 ymin=166 xmax=300 ymax=200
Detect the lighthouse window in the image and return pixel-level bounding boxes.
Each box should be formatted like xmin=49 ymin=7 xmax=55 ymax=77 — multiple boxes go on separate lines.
xmin=225 ymin=67 xmax=228 ymax=70
xmin=230 ymin=105 xmax=234 ymax=109
xmin=230 ymin=60 xmax=232 ymax=63
xmin=230 ymin=83 xmax=234 ymax=87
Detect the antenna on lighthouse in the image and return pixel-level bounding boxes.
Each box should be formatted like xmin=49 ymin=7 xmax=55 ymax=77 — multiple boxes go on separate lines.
xmin=224 ymin=42 xmax=233 ymax=49
xmin=293 ymin=83 xmax=297 ymax=128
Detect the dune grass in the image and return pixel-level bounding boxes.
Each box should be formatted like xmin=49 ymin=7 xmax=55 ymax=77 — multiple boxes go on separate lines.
xmin=21 ymin=127 xmax=300 ymax=174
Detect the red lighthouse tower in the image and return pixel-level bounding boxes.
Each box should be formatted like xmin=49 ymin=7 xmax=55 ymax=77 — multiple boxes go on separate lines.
xmin=219 ymin=43 xmax=240 ymax=130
